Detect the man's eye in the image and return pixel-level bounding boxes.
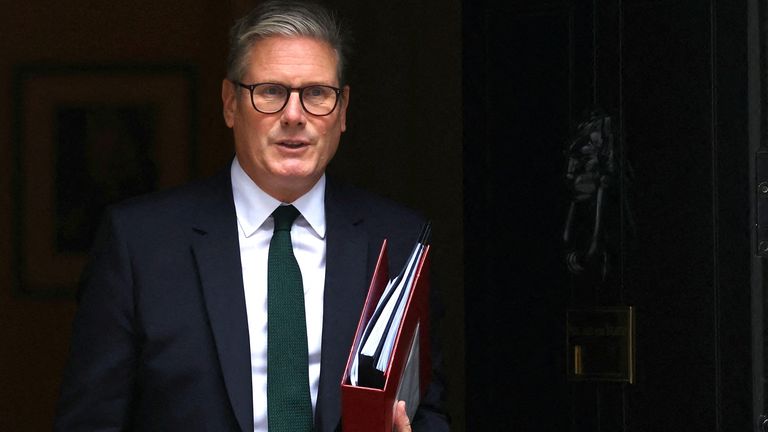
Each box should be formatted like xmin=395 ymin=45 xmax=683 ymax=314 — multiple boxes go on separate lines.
xmin=257 ymin=85 xmax=286 ymax=97
xmin=306 ymin=87 xmax=324 ymax=97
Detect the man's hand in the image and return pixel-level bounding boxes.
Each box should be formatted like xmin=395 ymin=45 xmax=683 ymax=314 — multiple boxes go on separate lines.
xmin=393 ymin=400 xmax=412 ymax=432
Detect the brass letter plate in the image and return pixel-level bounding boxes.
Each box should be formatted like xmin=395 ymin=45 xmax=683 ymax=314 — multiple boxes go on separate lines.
xmin=567 ymin=307 xmax=635 ymax=383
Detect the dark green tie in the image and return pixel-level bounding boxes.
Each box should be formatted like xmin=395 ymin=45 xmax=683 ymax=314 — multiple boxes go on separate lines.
xmin=267 ymin=205 xmax=313 ymax=431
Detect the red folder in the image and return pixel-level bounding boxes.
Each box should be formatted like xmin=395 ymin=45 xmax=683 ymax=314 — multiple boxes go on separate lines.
xmin=340 ymin=239 xmax=432 ymax=432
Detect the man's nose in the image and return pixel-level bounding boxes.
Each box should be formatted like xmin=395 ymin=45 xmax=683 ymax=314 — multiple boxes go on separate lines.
xmin=281 ymin=91 xmax=306 ymax=125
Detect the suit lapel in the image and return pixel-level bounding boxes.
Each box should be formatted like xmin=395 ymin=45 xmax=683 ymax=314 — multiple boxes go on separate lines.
xmin=315 ymin=180 xmax=370 ymax=432
xmin=190 ymin=169 xmax=253 ymax=432
xmin=187 ymin=172 xmax=371 ymax=432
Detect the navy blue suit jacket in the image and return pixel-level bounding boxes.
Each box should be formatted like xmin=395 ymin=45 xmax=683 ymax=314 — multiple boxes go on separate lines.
xmin=55 ymin=167 xmax=448 ymax=431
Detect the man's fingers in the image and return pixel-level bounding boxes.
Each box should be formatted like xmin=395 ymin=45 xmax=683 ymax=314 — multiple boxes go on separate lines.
xmin=393 ymin=400 xmax=412 ymax=432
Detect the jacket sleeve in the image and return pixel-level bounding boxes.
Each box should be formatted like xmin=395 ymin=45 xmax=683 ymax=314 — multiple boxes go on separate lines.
xmin=54 ymin=208 xmax=139 ymax=431
xmin=412 ymin=275 xmax=451 ymax=432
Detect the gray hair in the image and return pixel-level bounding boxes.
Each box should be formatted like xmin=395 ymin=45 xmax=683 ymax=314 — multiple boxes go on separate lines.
xmin=226 ymin=0 xmax=349 ymax=86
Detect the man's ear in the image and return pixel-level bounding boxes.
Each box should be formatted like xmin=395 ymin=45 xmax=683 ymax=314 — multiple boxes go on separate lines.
xmin=339 ymin=85 xmax=350 ymax=132
xmin=222 ymin=79 xmax=237 ymax=128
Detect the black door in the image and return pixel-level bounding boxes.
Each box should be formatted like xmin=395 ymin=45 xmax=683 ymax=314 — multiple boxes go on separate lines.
xmin=464 ymin=0 xmax=753 ymax=430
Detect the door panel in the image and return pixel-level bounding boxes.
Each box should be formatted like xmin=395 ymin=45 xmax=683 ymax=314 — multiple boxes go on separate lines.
xmin=464 ymin=0 xmax=751 ymax=430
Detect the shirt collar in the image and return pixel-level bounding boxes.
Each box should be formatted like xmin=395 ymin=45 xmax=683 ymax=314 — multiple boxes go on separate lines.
xmin=231 ymin=157 xmax=326 ymax=239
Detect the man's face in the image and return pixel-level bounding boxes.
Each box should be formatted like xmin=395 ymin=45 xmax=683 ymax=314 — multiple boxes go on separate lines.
xmin=222 ymin=36 xmax=349 ymax=201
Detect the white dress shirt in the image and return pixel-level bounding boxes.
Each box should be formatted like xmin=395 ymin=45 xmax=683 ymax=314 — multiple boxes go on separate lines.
xmin=230 ymin=157 xmax=326 ymax=432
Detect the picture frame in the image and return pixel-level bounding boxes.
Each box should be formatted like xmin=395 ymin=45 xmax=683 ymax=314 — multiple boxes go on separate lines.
xmin=11 ymin=64 xmax=198 ymax=298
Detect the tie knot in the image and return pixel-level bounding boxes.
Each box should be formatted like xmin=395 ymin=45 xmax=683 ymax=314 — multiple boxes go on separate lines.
xmin=272 ymin=205 xmax=300 ymax=232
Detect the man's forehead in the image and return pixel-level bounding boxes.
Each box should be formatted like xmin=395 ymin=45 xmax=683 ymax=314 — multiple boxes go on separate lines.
xmin=248 ymin=36 xmax=337 ymax=65
xmin=243 ymin=36 xmax=340 ymax=84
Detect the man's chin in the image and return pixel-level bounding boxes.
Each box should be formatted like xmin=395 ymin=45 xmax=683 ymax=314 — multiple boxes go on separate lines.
xmin=272 ymin=169 xmax=314 ymax=182
xmin=271 ymin=169 xmax=323 ymax=188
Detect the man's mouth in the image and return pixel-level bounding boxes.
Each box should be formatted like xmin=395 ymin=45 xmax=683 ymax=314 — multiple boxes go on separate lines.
xmin=277 ymin=140 xmax=308 ymax=149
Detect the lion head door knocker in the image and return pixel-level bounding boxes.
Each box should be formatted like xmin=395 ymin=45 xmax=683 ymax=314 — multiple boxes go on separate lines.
xmin=563 ymin=110 xmax=615 ymax=279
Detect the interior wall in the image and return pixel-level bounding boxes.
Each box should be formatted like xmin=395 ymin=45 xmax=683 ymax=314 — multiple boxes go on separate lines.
xmin=0 ymin=1 xmax=464 ymax=430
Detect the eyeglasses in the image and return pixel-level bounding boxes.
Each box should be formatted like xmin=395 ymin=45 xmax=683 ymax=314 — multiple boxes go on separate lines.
xmin=232 ymin=81 xmax=342 ymax=116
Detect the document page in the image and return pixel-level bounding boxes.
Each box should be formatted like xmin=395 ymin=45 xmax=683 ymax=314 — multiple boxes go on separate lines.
xmin=395 ymin=323 xmax=421 ymax=421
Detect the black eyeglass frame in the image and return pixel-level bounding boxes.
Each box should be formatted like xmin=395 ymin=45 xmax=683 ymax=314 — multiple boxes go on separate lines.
xmin=232 ymin=80 xmax=343 ymax=116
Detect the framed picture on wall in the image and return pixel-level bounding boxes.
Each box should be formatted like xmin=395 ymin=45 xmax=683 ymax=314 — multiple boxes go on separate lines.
xmin=11 ymin=64 xmax=198 ymax=298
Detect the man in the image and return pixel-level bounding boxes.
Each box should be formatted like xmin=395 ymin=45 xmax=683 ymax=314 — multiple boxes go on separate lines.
xmin=54 ymin=1 xmax=448 ymax=431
